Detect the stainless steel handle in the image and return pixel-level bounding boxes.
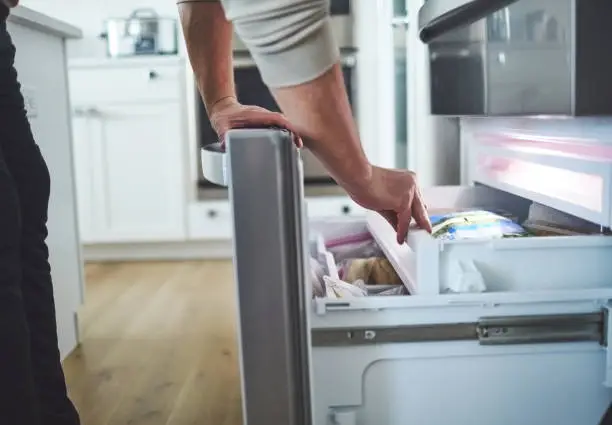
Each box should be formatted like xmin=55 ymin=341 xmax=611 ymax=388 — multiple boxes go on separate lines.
xmin=418 ymin=0 xmax=519 ymax=43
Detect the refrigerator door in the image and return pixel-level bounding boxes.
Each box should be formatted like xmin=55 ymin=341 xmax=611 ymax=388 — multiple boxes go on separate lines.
xmin=202 ymin=129 xmax=313 ymax=425
xmin=418 ymin=0 xmax=519 ymax=42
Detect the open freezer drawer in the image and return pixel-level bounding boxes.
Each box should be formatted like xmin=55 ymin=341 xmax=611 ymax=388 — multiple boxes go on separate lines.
xmin=310 ymin=209 xmax=612 ymax=425
xmin=201 ymin=129 xmax=612 ymax=425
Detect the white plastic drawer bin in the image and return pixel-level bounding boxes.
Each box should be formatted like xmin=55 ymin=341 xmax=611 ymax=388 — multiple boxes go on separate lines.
xmin=367 ymin=185 xmax=612 ymax=296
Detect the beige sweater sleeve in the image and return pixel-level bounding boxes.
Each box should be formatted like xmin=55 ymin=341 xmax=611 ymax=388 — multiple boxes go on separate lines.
xmin=176 ymin=0 xmax=339 ymax=88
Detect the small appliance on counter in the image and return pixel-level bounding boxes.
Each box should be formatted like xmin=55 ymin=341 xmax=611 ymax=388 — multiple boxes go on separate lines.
xmin=100 ymin=8 xmax=178 ymax=57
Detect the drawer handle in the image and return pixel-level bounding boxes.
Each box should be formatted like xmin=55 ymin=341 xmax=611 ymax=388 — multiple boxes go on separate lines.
xmin=207 ymin=210 xmax=218 ymax=218
xmin=341 ymin=205 xmax=351 ymax=215
xmin=148 ymin=70 xmax=159 ymax=80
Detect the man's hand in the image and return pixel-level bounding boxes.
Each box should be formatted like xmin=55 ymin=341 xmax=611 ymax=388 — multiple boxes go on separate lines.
xmin=349 ymin=166 xmax=432 ymax=244
xmin=209 ymin=97 xmax=303 ymax=147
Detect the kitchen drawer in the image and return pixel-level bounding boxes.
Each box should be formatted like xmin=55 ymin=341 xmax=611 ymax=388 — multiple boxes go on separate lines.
xmin=188 ymin=201 xmax=232 ymax=240
xmin=305 ymin=196 xmax=366 ymax=218
xmin=69 ymin=63 xmax=183 ymax=105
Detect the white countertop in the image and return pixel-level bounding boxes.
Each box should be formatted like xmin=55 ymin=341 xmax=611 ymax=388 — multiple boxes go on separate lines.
xmin=8 ymin=5 xmax=82 ymax=39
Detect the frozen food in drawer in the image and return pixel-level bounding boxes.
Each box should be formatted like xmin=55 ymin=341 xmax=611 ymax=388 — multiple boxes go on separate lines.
xmin=307 ymin=218 xmax=408 ymax=300
xmin=462 ymin=117 xmax=612 ymax=227
xmin=366 ymin=185 xmax=612 ymax=296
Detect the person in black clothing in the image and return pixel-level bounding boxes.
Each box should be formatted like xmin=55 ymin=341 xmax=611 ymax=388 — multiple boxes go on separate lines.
xmin=0 ymin=4 xmax=80 ymax=425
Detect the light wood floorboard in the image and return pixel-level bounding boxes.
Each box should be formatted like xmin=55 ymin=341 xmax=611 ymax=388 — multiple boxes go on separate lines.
xmin=63 ymin=260 xmax=242 ymax=425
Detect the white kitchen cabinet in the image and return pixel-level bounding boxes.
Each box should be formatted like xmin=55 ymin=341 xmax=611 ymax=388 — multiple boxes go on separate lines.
xmin=68 ymin=58 xmax=188 ymax=245
xmin=71 ymin=102 xmax=186 ymax=243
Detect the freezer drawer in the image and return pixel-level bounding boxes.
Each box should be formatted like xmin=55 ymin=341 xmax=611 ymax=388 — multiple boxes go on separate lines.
xmin=363 ymin=185 xmax=612 ymax=296
xmin=308 ymin=213 xmax=612 ymax=425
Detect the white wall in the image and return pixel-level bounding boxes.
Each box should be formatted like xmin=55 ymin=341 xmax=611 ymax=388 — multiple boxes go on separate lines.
xmin=20 ymin=0 xmax=180 ymax=58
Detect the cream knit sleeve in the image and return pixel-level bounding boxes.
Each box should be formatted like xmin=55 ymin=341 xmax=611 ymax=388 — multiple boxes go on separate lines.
xmin=177 ymin=0 xmax=339 ymax=88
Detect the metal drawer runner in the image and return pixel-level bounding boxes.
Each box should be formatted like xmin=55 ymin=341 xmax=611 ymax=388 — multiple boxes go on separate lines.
xmin=312 ymin=311 xmax=606 ymax=347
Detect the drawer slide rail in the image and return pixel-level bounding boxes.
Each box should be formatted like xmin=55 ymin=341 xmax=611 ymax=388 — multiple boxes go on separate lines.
xmin=311 ymin=311 xmax=606 ymax=347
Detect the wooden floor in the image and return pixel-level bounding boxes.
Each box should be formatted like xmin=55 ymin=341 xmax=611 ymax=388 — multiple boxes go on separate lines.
xmin=62 ymin=260 xmax=242 ymax=425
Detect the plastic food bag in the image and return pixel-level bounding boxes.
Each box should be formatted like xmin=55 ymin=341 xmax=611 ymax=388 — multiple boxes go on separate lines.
xmin=309 ymin=257 xmax=326 ymax=298
xmin=323 ymin=276 xmax=367 ymax=298
xmin=338 ymin=257 xmax=402 ymax=286
xmin=353 ymin=280 xmax=408 ymax=296
xmin=325 ymin=232 xmax=384 ymax=263
xmin=429 ymin=210 xmax=530 ymax=240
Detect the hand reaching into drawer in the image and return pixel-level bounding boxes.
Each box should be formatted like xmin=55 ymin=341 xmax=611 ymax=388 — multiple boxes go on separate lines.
xmin=349 ymin=166 xmax=433 ymax=244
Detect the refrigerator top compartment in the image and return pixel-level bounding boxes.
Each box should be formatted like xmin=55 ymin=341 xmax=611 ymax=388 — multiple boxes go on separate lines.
xmin=420 ymin=0 xmax=612 ymax=117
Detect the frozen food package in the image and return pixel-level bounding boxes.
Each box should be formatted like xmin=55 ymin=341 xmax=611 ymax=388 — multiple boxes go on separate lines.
xmin=353 ymin=280 xmax=409 ymax=296
xmin=309 ymin=257 xmax=326 ymax=298
xmin=323 ymin=276 xmax=367 ymax=298
xmin=524 ymin=202 xmax=609 ymax=236
xmin=338 ymin=257 xmax=403 ymax=286
xmin=429 ymin=210 xmax=530 ymax=240
xmin=325 ymin=231 xmax=384 ymax=262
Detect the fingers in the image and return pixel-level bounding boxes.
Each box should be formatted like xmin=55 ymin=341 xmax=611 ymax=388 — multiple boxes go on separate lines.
xmin=396 ymin=189 xmax=414 ymax=244
xmin=379 ymin=210 xmax=398 ymax=230
xmin=221 ymin=111 xmax=303 ymax=148
xmin=411 ymin=190 xmax=432 ymax=234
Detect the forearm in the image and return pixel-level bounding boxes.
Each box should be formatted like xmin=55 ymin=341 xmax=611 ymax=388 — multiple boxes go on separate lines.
xmin=272 ymin=65 xmax=372 ymax=191
xmin=177 ymin=1 xmax=234 ymax=113
xmin=223 ymin=0 xmax=371 ymax=187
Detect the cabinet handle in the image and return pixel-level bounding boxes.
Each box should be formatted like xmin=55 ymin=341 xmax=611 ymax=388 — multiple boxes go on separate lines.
xmin=341 ymin=205 xmax=351 ymax=215
xmin=207 ymin=210 xmax=218 ymax=218
xmin=148 ymin=70 xmax=159 ymax=80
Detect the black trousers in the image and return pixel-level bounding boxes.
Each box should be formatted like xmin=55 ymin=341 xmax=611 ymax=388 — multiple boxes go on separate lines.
xmin=0 ymin=6 xmax=79 ymax=425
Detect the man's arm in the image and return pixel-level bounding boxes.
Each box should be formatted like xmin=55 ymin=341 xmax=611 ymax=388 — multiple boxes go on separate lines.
xmin=177 ymin=1 xmax=235 ymax=114
xmin=177 ymin=0 xmax=431 ymax=237
xmin=178 ymin=0 xmax=372 ymax=191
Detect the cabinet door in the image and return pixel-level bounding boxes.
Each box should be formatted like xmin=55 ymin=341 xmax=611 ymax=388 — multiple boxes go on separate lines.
xmin=71 ymin=112 xmax=106 ymax=243
xmin=95 ymin=103 xmax=186 ymax=242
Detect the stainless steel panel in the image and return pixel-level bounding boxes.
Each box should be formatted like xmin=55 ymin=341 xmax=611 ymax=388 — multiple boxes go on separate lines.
xmin=418 ymin=0 xmax=519 ymax=43
xmin=225 ymin=129 xmax=313 ymax=425
xmin=426 ymin=0 xmax=612 ymax=116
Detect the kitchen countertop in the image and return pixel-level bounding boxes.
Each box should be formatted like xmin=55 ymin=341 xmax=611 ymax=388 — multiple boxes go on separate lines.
xmin=8 ymin=5 xmax=82 ymax=39
xmin=68 ymin=55 xmax=185 ymax=69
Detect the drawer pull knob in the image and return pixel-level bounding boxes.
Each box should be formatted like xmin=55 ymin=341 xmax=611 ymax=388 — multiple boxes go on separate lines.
xmin=207 ymin=210 xmax=217 ymax=218
xmin=148 ymin=70 xmax=159 ymax=80
xmin=341 ymin=205 xmax=351 ymax=215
